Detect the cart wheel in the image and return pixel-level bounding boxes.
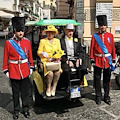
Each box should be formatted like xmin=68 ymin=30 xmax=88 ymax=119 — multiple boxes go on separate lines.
xmin=115 ymin=74 xmax=120 ymax=88
xmin=33 ymin=81 xmax=44 ymax=106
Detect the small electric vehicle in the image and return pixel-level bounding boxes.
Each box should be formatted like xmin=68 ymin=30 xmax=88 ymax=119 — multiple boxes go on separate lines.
xmin=25 ymin=19 xmax=93 ymax=105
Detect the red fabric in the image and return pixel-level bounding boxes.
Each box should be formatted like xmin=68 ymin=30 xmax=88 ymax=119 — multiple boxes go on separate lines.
xmin=2 ymin=37 xmax=34 ymax=80
xmin=90 ymin=32 xmax=116 ymax=68
xmin=118 ymin=59 xmax=120 ymax=63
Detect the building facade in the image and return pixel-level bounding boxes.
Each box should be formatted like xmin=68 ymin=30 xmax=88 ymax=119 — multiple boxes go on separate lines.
xmin=71 ymin=0 xmax=120 ymax=52
xmin=83 ymin=0 xmax=120 ymax=48
xmin=56 ymin=0 xmax=70 ymax=18
xmin=0 ymin=0 xmax=42 ymax=32
xmin=0 ymin=0 xmax=15 ymax=31
xmin=18 ymin=0 xmax=42 ymax=20
xmin=39 ymin=0 xmax=56 ymax=7
xmin=38 ymin=0 xmax=56 ymax=19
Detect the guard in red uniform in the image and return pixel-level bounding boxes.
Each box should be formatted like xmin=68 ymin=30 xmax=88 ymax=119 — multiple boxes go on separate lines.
xmin=2 ymin=17 xmax=34 ymax=119
xmin=90 ymin=15 xmax=116 ymax=105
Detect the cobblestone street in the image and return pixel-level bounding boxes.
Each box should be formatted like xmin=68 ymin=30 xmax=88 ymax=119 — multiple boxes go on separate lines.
xmin=0 ymin=38 xmax=120 ymax=120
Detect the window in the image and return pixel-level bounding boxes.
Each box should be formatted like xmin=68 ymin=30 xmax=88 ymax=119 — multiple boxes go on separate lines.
xmin=14 ymin=0 xmax=17 ymax=5
xmin=0 ymin=22 xmax=2 ymax=31
xmin=43 ymin=1 xmax=45 ymax=7
xmin=51 ymin=3 xmax=53 ymax=6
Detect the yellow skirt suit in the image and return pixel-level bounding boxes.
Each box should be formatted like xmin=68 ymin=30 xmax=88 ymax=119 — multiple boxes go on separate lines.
xmin=37 ymin=37 xmax=62 ymax=76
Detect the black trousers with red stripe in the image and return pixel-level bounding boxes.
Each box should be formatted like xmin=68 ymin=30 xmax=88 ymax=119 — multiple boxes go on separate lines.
xmin=10 ymin=76 xmax=31 ymax=114
xmin=94 ymin=66 xmax=111 ymax=100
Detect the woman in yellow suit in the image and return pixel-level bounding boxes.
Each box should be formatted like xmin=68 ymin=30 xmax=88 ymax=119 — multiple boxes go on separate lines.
xmin=37 ymin=25 xmax=63 ymax=97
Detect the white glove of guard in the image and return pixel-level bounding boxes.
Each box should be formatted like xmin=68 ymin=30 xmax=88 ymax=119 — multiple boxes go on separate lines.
xmin=41 ymin=52 xmax=48 ymax=58
xmin=30 ymin=69 xmax=33 ymax=75
xmin=91 ymin=59 xmax=95 ymax=66
xmin=112 ymin=63 xmax=116 ymax=68
xmin=92 ymin=63 xmax=95 ymax=66
xmin=6 ymin=72 xmax=9 ymax=78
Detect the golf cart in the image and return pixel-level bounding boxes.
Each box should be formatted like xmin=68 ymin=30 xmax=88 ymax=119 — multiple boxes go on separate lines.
xmin=26 ymin=19 xmax=93 ymax=105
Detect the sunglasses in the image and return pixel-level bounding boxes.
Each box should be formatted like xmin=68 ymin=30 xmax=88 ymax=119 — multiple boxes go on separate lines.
xmin=16 ymin=30 xmax=25 ymax=32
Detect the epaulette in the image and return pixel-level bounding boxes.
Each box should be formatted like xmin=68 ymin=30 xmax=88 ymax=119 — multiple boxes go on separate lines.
xmin=23 ymin=37 xmax=30 ymax=41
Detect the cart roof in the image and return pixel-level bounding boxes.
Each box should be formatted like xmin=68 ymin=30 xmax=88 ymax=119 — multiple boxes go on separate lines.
xmin=25 ymin=19 xmax=81 ymax=26
xmin=25 ymin=21 xmax=38 ymax=26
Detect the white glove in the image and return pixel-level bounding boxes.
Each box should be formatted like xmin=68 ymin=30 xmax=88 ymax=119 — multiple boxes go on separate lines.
xmin=91 ymin=59 xmax=95 ymax=66
xmin=112 ymin=63 xmax=116 ymax=68
xmin=91 ymin=63 xmax=95 ymax=66
xmin=41 ymin=52 xmax=48 ymax=58
xmin=6 ymin=72 xmax=9 ymax=78
xmin=30 ymin=69 xmax=33 ymax=75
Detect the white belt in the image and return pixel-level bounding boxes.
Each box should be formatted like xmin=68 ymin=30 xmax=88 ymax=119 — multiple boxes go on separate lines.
xmin=9 ymin=59 xmax=28 ymax=64
xmin=95 ymin=53 xmax=111 ymax=57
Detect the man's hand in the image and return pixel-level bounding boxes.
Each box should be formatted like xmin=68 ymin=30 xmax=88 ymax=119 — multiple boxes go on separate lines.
xmin=91 ymin=59 xmax=95 ymax=66
xmin=112 ymin=60 xmax=116 ymax=68
xmin=30 ymin=69 xmax=33 ymax=75
xmin=66 ymin=60 xmax=74 ymax=67
xmin=6 ymin=72 xmax=9 ymax=78
xmin=41 ymin=52 xmax=48 ymax=58
xmin=76 ymin=59 xmax=82 ymax=67
xmin=112 ymin=63 xmax=116 ymax=68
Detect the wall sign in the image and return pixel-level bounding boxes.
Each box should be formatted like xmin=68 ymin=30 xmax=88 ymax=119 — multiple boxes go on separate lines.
xmin=115 ymin=26 xmax=120 ymax=34
xmin=95 ymin=3 xmax=113 ymax=28
xmin=76 ymin=0 xmax=84 ymax=39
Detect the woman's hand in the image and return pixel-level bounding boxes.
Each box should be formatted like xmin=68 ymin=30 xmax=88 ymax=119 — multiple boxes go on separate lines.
xmin=41 ymin=52 xmax=48 ymax=57
xmin=50 ymin=58 xmax=56 ymax=62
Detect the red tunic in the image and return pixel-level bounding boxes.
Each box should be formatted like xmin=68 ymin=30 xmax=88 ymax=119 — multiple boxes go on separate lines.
xmin=90 ymin=32 xmax=116 ymax=69
xmin=2 ymin=37 xmax=34 ymax=80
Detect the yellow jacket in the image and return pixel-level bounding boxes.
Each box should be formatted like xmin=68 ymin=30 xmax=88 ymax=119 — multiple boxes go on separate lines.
xmin=37 ymin=37 xmax=62 ymax=76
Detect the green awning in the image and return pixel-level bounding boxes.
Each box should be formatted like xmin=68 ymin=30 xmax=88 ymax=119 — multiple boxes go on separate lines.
xmin=25 ymin=21 xmax=37 ymax=26
xmin=34 ymin=19 xmax=81 ymax=26
xmin=25 ymin=19 xmax=81 ymax=26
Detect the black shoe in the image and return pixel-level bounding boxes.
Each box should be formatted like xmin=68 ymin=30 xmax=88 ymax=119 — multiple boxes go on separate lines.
xmin=95 ymin=99 xmax=101 ymax=105
xmin=23 ymin=111 xmax=30 ymax=118
xmin=95 ymin=96 xmax=101 ymax=105
xmin=104 ymin=98 xmax=111 ymax=105
xmin=104 ymin=96 xmax=111 ymax=105
xmin=13 ymin=113 xmax=19 ymax=120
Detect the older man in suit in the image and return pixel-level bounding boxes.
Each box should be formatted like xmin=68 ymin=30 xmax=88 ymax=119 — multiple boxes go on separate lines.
xmin=60 ymin=24 xmax=87 ymax=88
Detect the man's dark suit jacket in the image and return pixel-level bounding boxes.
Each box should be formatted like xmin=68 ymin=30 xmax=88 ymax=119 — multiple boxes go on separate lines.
xmin=58 ymin=37 xmax=87 ymax=88
xmin=60 ymin=37 xmax=84 ymax=64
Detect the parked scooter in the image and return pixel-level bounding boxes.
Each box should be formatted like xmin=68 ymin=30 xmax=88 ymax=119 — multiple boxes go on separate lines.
xmin=113 ymin=56 xmax=120 ymax=87
xmin=114 ymin=42 xmax=120 ymax=88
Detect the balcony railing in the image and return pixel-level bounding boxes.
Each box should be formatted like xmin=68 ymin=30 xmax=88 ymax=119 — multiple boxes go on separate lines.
xmin=32 ymin=13 xmax=39 ymax=17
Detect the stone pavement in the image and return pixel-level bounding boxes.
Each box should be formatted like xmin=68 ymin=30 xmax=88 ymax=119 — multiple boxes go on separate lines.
xmin=0 ymin=37 xmax=120 ymax=120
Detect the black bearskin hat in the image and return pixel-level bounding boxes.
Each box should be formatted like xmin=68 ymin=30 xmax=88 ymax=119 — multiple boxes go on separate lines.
xmin=97 ymin=15 xmax=107 ymax=26
xmin=12 ymin=17 xmax=25 ymax=32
